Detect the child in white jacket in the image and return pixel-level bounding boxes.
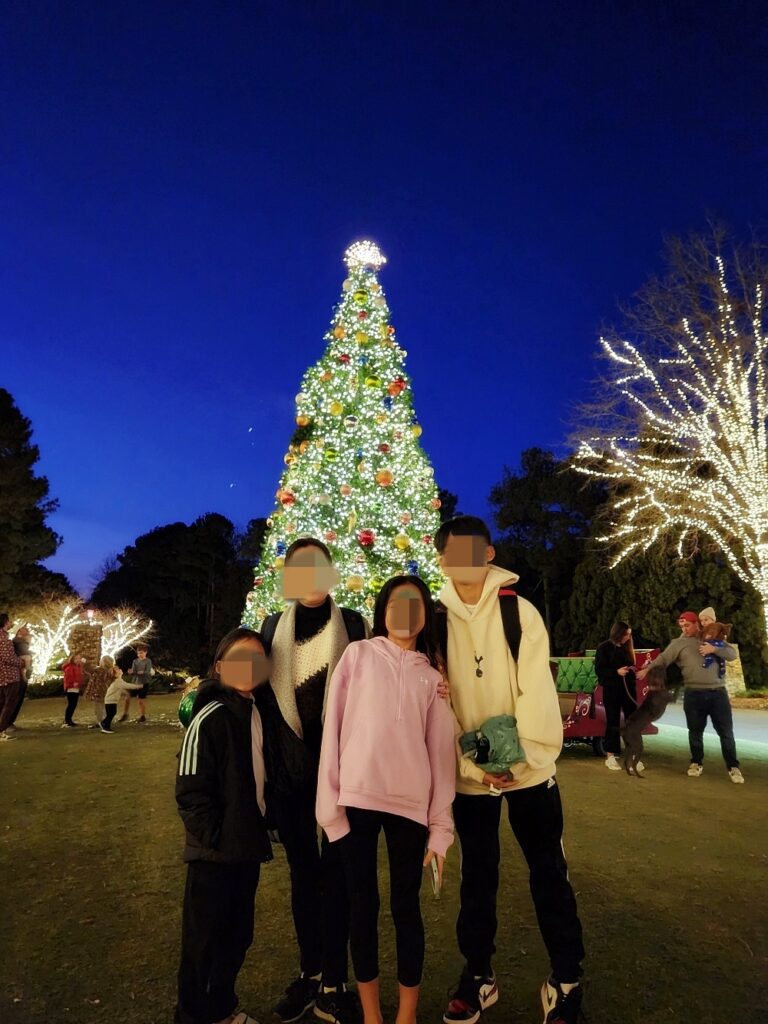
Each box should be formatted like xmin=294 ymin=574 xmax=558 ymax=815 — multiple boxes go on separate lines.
xmin=102 ymin=669 xmax=142 ymax=733
xmin=317 ymin=575 xmax=456 ymax=1024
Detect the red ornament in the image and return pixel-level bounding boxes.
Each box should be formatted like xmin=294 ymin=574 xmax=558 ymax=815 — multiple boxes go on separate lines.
xmin=339 ymin=353 xmax=351 ymax=364
xmin=358 ymin=529 xmax=376 ymax=548
xmin=358 ymin=310 xmax=368 ymax=320
xmin=387 ymin=326 xmax=395 ymax=336
xmin=254 ymin=576 xmax=264 ymax=587
xmin=431 ymin=497 xmax=442 ymax=509
xmin=387 ymin=377 xmax=406 ymax=397
xmin=279 ymin=490 xmax=296 ymax=508
xmin=324 ymin=530 xmax=337 ymax=543
xmin=378 ymin=443 xmax=391 ymax=454
xmin=422 ymin=535 xmax=433 ymax=545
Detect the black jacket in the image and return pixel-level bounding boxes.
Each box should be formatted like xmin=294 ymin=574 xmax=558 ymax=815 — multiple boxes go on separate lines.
xmin=594 ymin=640 xmax=634 ymax=687
xmin=176 ymin=681 xmax=272 ymax=865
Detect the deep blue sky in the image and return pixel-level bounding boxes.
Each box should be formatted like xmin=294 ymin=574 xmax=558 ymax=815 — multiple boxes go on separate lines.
xmin=2 ymin=1 xmax=766 ymax=594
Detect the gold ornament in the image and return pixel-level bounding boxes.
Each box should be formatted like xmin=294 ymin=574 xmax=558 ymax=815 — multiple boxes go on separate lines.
xmin=321 ymin=370 xmax=333 ymax=382
xmin=355 ymin=331 xmax=370 ymax=346
xmin=342 ymin=278 xmax=352 ymax=291
xmin=329 ymin=401 xmax=343 ymax=416
xmin=295 ymin=414 xmax=310 ymax=427
xmin=347 ymin=575 xmax=364 ymax=592
xmin=340 ymin=484 xmax=352 ymax=496
xmin=284 ymin=453 xmax=296 ymax=466
xmin=375 ymin=469 xmax=394 ymax=487
xmin=376 ymin=413 xmax=387 ymax=424
xmin=347 ymin=510 xmax=358 ymax=532
xmin=411 ymin=424 xmax=423 ymax=437
xmin=274 ymin=557 xmax=285 ymax=569
xmin=394 ymin=533 xmax=411 ymax=551
xmin=333 ymin=326 xmax=345 ymax=339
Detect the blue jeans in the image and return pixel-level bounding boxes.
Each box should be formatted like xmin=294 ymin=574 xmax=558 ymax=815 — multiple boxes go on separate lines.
xmin=683 ymin=688 xmax=739 ymax=768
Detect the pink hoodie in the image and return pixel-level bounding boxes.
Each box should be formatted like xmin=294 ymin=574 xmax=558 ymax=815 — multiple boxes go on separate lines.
xmin=316 ymin=636 xmax=456 ymax=857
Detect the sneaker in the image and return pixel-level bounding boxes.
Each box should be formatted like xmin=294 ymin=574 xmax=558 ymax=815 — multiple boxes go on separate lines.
xmin=274 ymin=974 xmax=320 ymax=1023
xmin=443 ymin=970 xmax=498 ymax=1024
xmin=540 ymin=977 xmax=582 ymax=1023
xmin=636 ymin=761 xmax=646 ymax=773
xmin=1 ymin=731 xmax=14 ymax=741
xmin=62 ymin=722 xmax=75 ymax=729
xmin=137 ymin=715 xmax=146 ymax=724
xmin=314 ymin=987 xmax=360 ymax=1024
xmin=117 ymin=713 xmax=128 ymax=723
xmin=687 ymin=763 xmax=704 ymax=777
xmin=604 ymin=755 xmax=621 ymax=771
xmin=99 ymin=725 xmax=114 ymax=733
xmin=729 ymin=767 xmax=745 ymax=784
xmin=4 ymin=724 xmax=18 ymax=735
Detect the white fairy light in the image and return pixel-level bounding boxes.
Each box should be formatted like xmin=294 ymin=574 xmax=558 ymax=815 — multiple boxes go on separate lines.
xmin=575 ymin=251 xmax=768 ymax=638
xmin=100 ymin=609 xmax=153 ymax=659
xmin=344 ymin=240 xmax=387 ymax=270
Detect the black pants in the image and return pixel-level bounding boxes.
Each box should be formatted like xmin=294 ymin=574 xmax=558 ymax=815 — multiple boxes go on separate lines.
xmin=602 ymin=679 xmax=637 ymax=755
xmin=341 ymin=807 xmax=428 ymax=987
xmin=103 ymin=703 xmax=118 ymax=729
xmin=175 ymin=860 xmax=260 ymax=1024
xmin=454 ymin=781 xmax=584 ymax=984
xmin=8 ymin=679 xmax=28 ymax=726
xmin=274 ymin=786 xmax=350 ymax=985
xmin=684 ymin=688 xmax=739 ymax=768
xmin=0 ymin=680 xmax=24 ymax=733
xmin=64 ymin=691 xmax=80 ymax=725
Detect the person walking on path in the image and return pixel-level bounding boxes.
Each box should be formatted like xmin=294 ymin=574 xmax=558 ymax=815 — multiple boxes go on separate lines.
xmin=594 ymin=622 xmax=638 ymax=771
xmin=0 ymin=612 xmax=24 ymax=741
xmin=174 ymin=627 xmax=272 ymax=1024
xmin=316 ymin=576 xmax=456 ymax=1024
xmin=5 ymin=625 xmax=33 ymax=734
xmin=433 ymin=516 xmax=585 ymax=1024
xmin=62 ymin=654 xmax=86 ymax=728
xmin=261 ymin=537 xmax=368 ymax=1024
xmin=637 ymin=611 xmax=744 ymax=783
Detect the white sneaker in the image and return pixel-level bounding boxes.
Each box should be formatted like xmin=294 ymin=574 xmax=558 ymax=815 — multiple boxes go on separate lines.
xmin=687 ymin=763 xmax=704 ymax=777
xmin=605 ymin=755 xmax=621 ymax=771
xmin=729 ymin=767 xmax=745 ymax=784
xmin=636 ymin=761 xmax=646 ymax=773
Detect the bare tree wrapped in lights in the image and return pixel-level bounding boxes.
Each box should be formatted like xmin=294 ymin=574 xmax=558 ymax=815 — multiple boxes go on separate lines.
xmin=574 ymin=231 xmax=768 ymax=651
xmin=243 ymin=241 xmax=443 ymax=624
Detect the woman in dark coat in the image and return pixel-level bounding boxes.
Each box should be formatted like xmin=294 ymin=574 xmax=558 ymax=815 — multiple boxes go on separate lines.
xmin=594 ymin=621 xmax=637 ymax=771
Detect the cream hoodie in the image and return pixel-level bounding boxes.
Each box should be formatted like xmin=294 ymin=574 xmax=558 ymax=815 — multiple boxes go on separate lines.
xmin=440 ymin=565 xmax=563 ymax=795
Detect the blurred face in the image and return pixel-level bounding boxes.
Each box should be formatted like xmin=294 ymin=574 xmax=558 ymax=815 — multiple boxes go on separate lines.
xmin=622 ymin=628 xmax=632 ymax=644
xmin=439 ymin=534 xmax=495 ymax=584
xmin=679 ymin=617 xmax=699 ymax=637
xmin=216 ymin=637 xmax=271 ymax=693
xmin=385 ymin=584 xmax=426 ymax=640
xmin=137 ymin=649 xmax=148 ymax=658
xmin=699 ymin=613 xmax=715 ymax=628
xmin=281 ymin=546 xmax=338 ymax=604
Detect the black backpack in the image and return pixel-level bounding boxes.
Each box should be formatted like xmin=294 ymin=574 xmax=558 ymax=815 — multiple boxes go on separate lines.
xmin=435 ymin=588 xmax=522 ymax=665
xmin=259 ymin=605 xmax=367 ymax=653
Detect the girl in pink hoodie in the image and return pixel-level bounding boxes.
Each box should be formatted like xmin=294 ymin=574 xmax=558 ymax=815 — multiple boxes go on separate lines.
xmin=316 ymin=575 xmax=456 ymax=1024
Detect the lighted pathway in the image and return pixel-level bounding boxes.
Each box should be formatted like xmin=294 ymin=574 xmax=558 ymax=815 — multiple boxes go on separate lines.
xmin=660 ymin=704 xmax=768 ymax=745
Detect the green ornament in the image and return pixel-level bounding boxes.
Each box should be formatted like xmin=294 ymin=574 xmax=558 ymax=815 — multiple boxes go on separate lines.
xmin=324 ymin=446 xmax=339 ymax=462
xmin=178 ymin=689 xmax=198 ymax=728
xmin=353 ymin=289 xmax=368 ymax=303
xmin=365 ymin=375 xmax=382 ymax=388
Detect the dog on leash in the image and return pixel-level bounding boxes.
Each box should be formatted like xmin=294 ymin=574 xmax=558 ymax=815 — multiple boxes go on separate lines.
xmin=622 ymin=663 xmax=673 ymax=776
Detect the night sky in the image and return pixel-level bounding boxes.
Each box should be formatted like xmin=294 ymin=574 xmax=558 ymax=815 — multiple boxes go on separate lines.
xmin=2 ymin=2 xmax=766 ymax=594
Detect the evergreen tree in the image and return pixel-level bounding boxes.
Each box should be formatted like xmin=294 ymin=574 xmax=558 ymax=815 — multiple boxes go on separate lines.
xmin=0 ymin=388 xmax=61 ymax=606
xmin=243 ymin=241 xmax=442 ymax=624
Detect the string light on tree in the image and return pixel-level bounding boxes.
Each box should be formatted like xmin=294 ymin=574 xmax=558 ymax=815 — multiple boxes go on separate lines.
xmin=243 ymin=240 xmax=443 ymax=623
xmin=574 ymin=236 xmax=768 ymax=648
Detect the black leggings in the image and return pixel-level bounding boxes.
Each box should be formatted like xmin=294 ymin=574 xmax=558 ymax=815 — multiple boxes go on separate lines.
xmin=103 ymin=703 xmax=118 ymax=729
xmin=341 ymin=807 xmax=427 ymax=987
xmin=602 ymin=679 xmax=637 ymax=755
xmin=64 ymin=691 xmax=80 ymax=725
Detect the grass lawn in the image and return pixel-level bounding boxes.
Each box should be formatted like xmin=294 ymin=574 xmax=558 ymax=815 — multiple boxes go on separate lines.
xmin=1 ymin=695 xmax=767 ymax=1024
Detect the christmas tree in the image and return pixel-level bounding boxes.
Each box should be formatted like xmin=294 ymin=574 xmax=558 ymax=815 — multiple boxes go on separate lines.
xmin=243 ymin=240 xmax=443 ymax=624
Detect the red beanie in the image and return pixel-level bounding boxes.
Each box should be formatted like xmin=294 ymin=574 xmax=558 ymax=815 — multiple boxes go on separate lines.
xmin=678 ymin=611 xmax=699 ymax=623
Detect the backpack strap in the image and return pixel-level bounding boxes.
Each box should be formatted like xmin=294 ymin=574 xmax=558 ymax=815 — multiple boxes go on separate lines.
xmin=340 ymin=607 xmax=367 ymax=643
xmin=434 ymin=600 xmax=448 ymax=661
xmin=498 ymin=588 xmax=521 ymax=665
xmin=260 ymin=612 xmax=282 ymax=654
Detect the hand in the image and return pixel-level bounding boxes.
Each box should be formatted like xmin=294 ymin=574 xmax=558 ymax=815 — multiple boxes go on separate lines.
xmin=482 ymin=771 xmax=517 ymax=791
xmin=617 ymin=666 xmax=630 ymax=677
xmin=636 ymin=667 xmax=648 ymax=680
xmin=699 ymin=643 xmax=716 ymax=656
xmin=423 ymin=849 xmax=445 ymax=886
xmin=437 ymin=675 xmax=451 ymax=701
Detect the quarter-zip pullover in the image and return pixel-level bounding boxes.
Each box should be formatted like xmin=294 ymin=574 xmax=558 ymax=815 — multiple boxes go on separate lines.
xmin=316 ymin=636 xmax=456 ymax=857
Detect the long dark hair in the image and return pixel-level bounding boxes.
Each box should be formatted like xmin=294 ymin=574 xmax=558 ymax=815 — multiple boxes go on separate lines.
xmin=210 ymin=627 xmax=266 ymax=679
xmin=372 ymin=576 xmax=442 ymax=670
xmin=609 ymin=620 xmax=635 ymax=664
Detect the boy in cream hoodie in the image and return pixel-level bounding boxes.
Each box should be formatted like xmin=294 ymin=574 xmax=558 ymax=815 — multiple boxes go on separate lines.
xmin=435 ymin=517 xmax=584 ymax=1024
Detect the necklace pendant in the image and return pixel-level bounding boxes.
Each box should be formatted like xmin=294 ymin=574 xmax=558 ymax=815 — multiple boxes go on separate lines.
xmin=475 ymin=667 xmax=483 ymax=678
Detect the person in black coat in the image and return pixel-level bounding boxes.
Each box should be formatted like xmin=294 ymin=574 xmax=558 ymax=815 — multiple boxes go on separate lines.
xmin=174 ymin=627 xmax=272 ymax=1024
xmin=594 ymin=621 xmax=637 ymax=771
